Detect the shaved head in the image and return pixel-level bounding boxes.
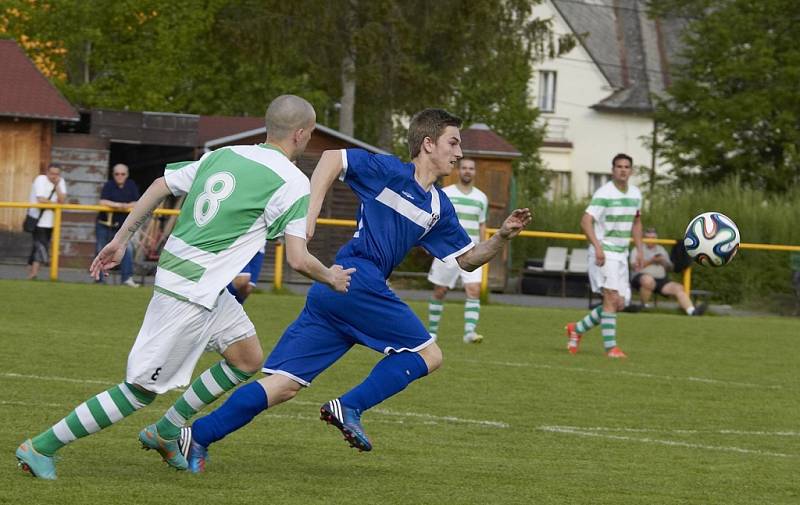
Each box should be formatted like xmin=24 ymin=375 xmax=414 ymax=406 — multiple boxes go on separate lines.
xmin=265 ymin=95 xmax=316 ymax=140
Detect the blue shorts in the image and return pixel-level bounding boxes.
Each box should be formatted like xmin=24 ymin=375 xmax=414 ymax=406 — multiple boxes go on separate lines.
xmin=263 ymin=257 xmax=434 ymax=386
xmin=238 ymin=250 xmax=265 ymax=286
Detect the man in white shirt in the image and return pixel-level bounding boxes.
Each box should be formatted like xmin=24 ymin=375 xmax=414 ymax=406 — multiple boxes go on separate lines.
xmin=27 ymin=165 xmax=67 ymax=279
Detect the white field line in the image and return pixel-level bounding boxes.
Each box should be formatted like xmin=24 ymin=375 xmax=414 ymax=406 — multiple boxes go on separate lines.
xmin=0 ymin=399 xmax=65 ymax=408
xmin=537 ymin=425 xmax=800 ymax=437
xmin=0 ymin=372 xmax=509 ymax=429
xmin=538 ymin=425 xmax=797 ymax=458
xmin=292 ymin=399 xmax=510 ymax=428
xmin=1 ymin=372 xmax=114 ymax=386
xmin=459 ymin=359 xmax=784 ymax=390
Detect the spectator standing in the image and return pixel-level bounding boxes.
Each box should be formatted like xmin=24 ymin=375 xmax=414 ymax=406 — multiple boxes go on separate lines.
xmin=27 ymin=165 xmax=67 ymax=280
xmin=630 ymin=227 xmax=706 ymax=316
xmin=97 ymin=164 xmax=140 ymax=287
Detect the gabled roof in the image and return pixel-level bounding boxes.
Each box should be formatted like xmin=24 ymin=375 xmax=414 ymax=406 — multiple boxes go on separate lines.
xmin=0 ymin=39 xmax=79 ymax=121
xmin=551 ymin=0 xmax=688 ymax=113
xmin=200 ymin=115 xmax=390 ymax=154
xmin=461 ymin=123 xmax=521 ymax=159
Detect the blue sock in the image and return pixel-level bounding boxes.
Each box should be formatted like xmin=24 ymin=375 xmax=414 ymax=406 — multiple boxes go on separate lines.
xmin=191 ymin=381 xmax=267 ymax=447
xmin=340 ymin=352 xmax=428 ymax=412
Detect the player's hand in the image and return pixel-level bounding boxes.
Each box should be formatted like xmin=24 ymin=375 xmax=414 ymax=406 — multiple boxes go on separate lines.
xmin=90 ymin=238 xmax=126 ymax=280
xmin=328 ymin=265 xmax=356 ymax=293
xmin=498 ymin=208 xmax=532 ymax=240
xmin=595 ymin=249 xmax=606 ymax=267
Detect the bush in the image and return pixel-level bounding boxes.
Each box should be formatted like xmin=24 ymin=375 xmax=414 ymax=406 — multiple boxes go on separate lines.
xmin=512 ymin=180 xmax=800 ymax=305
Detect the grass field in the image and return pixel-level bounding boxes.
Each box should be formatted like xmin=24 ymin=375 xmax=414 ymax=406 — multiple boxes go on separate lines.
xmin=1 ymin=279 xmax=798 ymax=504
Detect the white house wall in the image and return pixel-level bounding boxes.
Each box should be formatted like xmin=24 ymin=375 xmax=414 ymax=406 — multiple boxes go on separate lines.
xmin=532 ymin=1 xmax=661 ymax=198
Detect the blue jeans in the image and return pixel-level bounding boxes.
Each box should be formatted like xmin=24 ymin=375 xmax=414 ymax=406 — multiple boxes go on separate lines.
xmin=95 ymin=222 xmax=134 ymax=283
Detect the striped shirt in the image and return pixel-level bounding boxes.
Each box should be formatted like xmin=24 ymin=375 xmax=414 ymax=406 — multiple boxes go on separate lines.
xmin=585 ymin=181 xmax=642 ymax=261
xmin=156 ymin=144 xmax=309 ymax=309
xmin=442 ymin=185 xmax=488 ymax=245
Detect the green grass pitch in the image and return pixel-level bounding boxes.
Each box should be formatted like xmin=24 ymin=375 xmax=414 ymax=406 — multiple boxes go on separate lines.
xmin=1 ymin=280 xmax=798 ymax=504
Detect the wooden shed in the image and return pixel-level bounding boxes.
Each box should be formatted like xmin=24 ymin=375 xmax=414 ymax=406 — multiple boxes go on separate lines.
xmin=0 ymin=40 xmax=79 ymax=235
xmin=440 ymin=123 xmax=522 ymax=290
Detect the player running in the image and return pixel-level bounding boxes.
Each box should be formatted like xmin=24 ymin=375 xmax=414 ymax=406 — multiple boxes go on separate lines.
xmin=181 ymin=108 xmax=531 ymax=473
xmin=15 ymin=95 xmax=354 ymax=480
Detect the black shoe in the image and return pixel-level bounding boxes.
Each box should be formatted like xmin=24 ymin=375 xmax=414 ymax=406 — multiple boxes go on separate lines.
xmin=692 ymin=303 xmax=708 ymax=316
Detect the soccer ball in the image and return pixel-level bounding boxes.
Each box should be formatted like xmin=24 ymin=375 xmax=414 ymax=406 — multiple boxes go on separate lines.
xmin=683 ymin=212 xmax=740 ymax=267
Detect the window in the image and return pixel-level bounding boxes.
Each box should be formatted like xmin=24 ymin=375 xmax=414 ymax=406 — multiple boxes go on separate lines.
xmin=544 ymin=171 xmax=571 ymax=200
xmin=537 ymin=71 xmax=557 ymax=113
xmin=588 ymin=173 xmax=611 ymax=195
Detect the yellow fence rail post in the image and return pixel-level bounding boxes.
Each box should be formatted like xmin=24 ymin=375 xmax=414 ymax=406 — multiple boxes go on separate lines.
xmin=49 ymin=206 xmax=62 ymax=281
xmin=480 ymin=253 xmax=491 ymax=303
xmin=682 ymin=266 xmax=692 ymax=295
xmin=274 ymin=242 xmax=284 ymax=291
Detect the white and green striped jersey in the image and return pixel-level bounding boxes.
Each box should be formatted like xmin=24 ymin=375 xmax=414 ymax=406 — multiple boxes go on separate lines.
xmin=156 ymin=144 xmax=309 ymax=309
xmin=585 ymin=181 xmax=642 ymax=261
xmin=442 ymin=185 xmax=488 ymax=245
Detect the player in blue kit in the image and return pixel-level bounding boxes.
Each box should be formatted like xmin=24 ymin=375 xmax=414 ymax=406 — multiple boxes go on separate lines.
xmin=181 ymin=109 xmax=531 ymax=472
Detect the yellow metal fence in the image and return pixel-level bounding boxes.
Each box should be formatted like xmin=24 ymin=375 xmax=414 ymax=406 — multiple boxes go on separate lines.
xmin=2 ymin=202 xmax=798 ymax=298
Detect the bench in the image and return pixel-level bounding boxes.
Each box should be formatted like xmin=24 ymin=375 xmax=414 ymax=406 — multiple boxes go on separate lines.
xmin=521 ymin=247 xmax=590 ymax=298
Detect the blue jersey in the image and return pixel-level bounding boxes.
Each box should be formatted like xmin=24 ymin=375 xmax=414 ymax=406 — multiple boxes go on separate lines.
xmin=335 ymin=149 xmax=473 ymax=278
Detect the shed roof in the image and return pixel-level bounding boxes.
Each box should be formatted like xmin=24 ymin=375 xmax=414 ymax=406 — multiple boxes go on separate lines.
xmin=461 ymin=123 xmax=521 ymax=159
xmin=0 ymin=40 xmax=79 ymax=121
xmin=200 ymin=115 xmax=389 ymax=154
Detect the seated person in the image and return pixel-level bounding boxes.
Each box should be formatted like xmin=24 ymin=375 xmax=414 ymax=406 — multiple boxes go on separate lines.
xmin=630 ymin=227 xmax=706 ymax=316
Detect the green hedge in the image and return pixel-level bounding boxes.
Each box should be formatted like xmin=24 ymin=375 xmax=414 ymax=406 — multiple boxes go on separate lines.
xmin=512 ymin=180 xmax=800 ymax=305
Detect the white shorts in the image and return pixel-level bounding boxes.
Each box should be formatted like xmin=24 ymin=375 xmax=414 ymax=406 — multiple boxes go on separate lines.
xmin=126 ymin=290 xmax=256 ymax=394
xmin=588 ymin=257 xmax=631 ymax=305
xmin=427 ymin=258 xmax=483 ymax=289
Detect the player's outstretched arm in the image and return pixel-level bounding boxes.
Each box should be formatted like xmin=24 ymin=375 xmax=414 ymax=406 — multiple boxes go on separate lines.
xmin=307 ymin=150 xmax=344 ymax=241
xmin=89 ymin=177 xmax=172 ymax=279
xmin=284 ymin=234 xmax=355 ymax=292
xmin=456 ymin=208 xmax=532 ymax=272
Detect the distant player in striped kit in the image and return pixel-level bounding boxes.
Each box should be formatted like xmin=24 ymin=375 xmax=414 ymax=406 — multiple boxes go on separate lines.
xmin=427 ymin=158 xmax=489 ymax=343
xmin=15 ymin=95 xmax=354 ymax=480
xmin=565 ymin=153 xmax=643 ymax=358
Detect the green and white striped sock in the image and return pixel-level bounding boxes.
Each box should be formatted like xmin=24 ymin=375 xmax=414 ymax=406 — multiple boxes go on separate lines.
xmin=155 ymin=360 xmax=252 ymax=440
xmin=601 ymin=312 xmax=618 ymax=350
xmin=575 ymin=306 xmax=603 ymax=334
xmin=428 ymin=298 xmax=443 ymax=335
xmin=464 ymin=298 xmax=481 ymax=336
xmin=31 ymin=382 xmax=155 ymax=456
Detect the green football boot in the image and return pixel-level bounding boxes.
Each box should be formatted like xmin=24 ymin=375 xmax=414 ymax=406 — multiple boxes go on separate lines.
xmin=16 ymin=439 xmax=57 ymax=480
xmin=138 ymin=424 xmax=188 ymax=470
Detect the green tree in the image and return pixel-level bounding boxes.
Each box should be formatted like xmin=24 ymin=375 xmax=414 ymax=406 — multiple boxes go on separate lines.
xmin=3 ymin=0 xmax=570 ymax=200
xmin=651 ymin=0 xmax=800 ymax=193
xmin=1 ymin=0 xmax=329 ymax=113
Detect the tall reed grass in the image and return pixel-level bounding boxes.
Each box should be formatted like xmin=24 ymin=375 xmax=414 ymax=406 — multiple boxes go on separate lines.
xmin=514 ymin=180 xmax=800 ymax=305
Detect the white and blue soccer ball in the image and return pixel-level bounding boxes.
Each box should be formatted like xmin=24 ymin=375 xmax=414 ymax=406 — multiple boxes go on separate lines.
xmin=683 ymin=211 xmax=740 ymax=267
